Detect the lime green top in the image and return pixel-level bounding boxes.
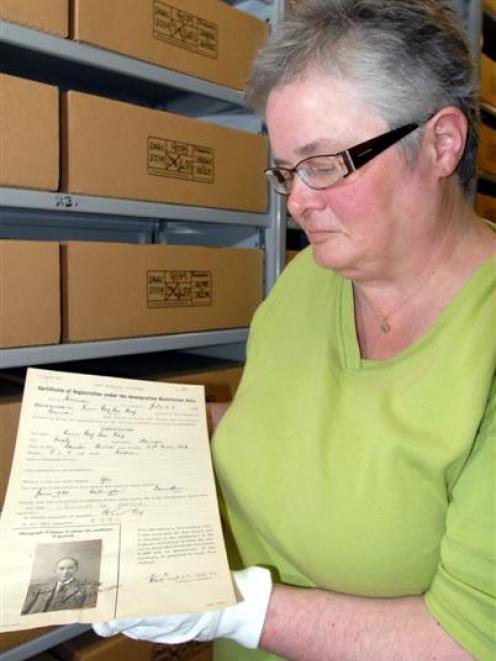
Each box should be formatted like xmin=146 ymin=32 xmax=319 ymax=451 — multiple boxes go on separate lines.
xmin=212 ymin=248 xmax=496 ymax=661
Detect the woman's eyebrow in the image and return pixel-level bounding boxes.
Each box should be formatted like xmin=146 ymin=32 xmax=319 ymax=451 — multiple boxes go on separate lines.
xmin=272 ymin=138 xmax=342 ymax=167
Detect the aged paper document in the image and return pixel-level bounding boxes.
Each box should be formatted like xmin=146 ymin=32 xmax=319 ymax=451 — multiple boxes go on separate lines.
xmin=0 ymin=368 xmax=237 ymax=632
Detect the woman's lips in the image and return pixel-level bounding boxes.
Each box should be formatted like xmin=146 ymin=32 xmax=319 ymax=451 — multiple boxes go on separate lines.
xmin=306 ymin=229 xmax=339 ymax=243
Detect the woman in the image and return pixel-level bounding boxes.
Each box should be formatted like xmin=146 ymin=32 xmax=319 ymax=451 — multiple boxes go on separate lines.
xmin=95 ymin=1 xmax=495 ymax=659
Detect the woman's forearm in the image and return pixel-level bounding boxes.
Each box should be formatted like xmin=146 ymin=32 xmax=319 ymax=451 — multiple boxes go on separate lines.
xmin=260 ymin=584 xmax=473 ymax=661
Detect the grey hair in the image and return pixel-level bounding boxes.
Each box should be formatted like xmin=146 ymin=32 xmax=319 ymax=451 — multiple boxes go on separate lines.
xmin=246 ymin=0 xmax=479 ymax=193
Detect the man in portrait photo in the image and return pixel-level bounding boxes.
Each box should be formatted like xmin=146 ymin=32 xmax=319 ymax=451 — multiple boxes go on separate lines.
xmin=21 ymin=556 xmax=98 ymax=614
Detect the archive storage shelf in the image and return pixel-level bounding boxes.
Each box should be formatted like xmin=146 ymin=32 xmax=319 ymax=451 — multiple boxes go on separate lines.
xmin=480 ymin=102 xmax=496 ymax=189
xmin=478 ymin=2 xmax=496 ymax=202
xmin=1 ymin=625 xmax=92 ymax=661
xmin=0 ymin=2 xmax=284 ymax=659
xmin=0 ymin=1 xmax=286 ymax=371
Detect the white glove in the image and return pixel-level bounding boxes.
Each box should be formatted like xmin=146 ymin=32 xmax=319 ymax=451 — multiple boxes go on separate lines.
xmin=92 ymin=566 xmax=272 ymax=649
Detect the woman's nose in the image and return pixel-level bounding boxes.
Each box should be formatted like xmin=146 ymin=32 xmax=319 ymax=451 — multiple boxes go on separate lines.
xmin=286 ymin=175 xmax=326 ymax=223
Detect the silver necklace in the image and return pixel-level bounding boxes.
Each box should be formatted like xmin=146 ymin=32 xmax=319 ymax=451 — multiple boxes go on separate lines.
xmin=358 ymin=274 xmax=437 ymax=334
xmin=355 ymin=230 xmax=460 ymax=335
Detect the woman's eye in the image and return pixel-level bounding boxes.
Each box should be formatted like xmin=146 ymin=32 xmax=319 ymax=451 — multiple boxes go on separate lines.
xmin=307 ymin=160 xmax=337 ymax=173
xmin=307 ymin=166 xmax=337 ymax=177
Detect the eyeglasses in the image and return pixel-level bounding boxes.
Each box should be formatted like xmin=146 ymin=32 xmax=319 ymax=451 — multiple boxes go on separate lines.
xmin=264 ymin=122 xmax=420 ymax=195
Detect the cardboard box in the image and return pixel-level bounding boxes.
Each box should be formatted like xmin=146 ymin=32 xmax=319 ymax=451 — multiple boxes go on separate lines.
xmin=61 ymin=91 xmax=268 ymax=212
xmin=484 ymin=0 xmax=496 ymax=15
xmin=0 ymin=625 xmax=58 ymax=653
xmin=481 ymin=54 xmax=496 ymax=109
xmin=54 ymin=630 xmax=211 ymax=661
xmin=71 ymin=0 xmax=268 ymax=91
xmin=286 ymin=250 xmax=299 ymax=264
xmin=0 ymin=74 xmax=59 ymax=191
xmin=0 ymin=0 xmax=68 ymax=37
xmin=32 ymin=653 xmax=60 ymax=661
xmin=155 ymin=366 xmax=243 ymax=401
xmin=478 ymin=122 xmax=496 ymax=176
xmin=62 ymin=242 xmax=263 ymax=342
xmin=0 ymin=241 xmax=61 ymax=349
xmin=476 ymin=193 xmax=496 ymax=222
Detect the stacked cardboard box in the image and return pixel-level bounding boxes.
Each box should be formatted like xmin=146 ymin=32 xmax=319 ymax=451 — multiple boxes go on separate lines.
xmin=158 ymin=365 xmax=243 ymax=402
xmin=71 ymin=0 xmax=268 ymax=91
xmin=476 ymin=193 xmax=496 ymax=221
xmin=477 ymin=7 xmax=496 ymax=222
xmin=0 ymin=0 xmax=68 ymax=37
xmin=0 ymin=240 xmax=262 ymax=348
xmin=0 ymin=74 xmax=59 ymax=191
xmin=285 ymin=250 xmax=300 ymax=264
xmin=478 ymin=121 xmax=496 ymax=176
xmin=61 ymin=91 xmax=268 ymax=212
xmin=2 ymin=14 xmax=268 ymax=212
xmin=0 ymin=241 xmax=60 ymax=349
xmin=484 ymin=0 xmax=496 ymax=16
xmin=481 ymin=53 xmax=496 ymax=108
xmin=62 ymin=242 xmax=263 ymax=342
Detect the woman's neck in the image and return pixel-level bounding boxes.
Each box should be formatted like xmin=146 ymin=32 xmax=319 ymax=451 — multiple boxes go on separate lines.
xmin=353 ymin=208 xmax=496 ymax=360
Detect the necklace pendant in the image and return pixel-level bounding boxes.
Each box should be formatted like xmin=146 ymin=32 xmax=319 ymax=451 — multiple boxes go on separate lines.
xmin=380 ymin=319 xmax=391 ymax=334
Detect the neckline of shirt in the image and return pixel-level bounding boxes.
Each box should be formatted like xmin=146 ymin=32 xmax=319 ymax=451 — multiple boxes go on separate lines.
xmin=338 ymin=253 xmax=496 ymax=372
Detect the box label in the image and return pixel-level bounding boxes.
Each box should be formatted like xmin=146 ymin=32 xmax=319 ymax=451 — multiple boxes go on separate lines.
xmin=153 ymin=1 xmax=218 ymax=59
xmin=147 ymin=270 xmax=212 ymax=308
xmin=148 ymin=137 xmax=215 ymax=183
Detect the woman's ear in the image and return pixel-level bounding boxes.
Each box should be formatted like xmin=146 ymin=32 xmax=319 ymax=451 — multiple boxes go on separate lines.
xmin=426 ymin=107 xmax=469 ymax=181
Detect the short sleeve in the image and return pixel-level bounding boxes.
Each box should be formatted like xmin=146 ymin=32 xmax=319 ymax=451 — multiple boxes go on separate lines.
xmin=424 ymin=379 xmax=496 ymax=660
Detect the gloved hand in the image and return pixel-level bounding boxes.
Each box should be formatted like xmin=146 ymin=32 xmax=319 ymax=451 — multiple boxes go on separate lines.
xmin=92 ymin=566 xmax=272 ymax=649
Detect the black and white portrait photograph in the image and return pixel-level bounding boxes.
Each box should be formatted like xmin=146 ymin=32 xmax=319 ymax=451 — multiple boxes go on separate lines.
xmin=21 ymin=539 xmax=101 ymax=615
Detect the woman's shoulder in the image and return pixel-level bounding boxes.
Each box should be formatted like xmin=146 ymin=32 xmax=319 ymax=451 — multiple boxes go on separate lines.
xmin=267 ymin=247 xmax=340 ymax=305
xmin=249 ymin=246 xmax=341 ymax=330
xmin=279 ymin=246 xmax=340 ymax=287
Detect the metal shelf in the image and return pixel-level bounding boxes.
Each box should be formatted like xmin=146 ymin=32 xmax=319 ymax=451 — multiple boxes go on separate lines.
xmin=449 ymin=0 xmax=482 ymax=65
xmin=0 ymin=625 xmax=91 ymax=661
xmin=0 ymin=188 xmax=270 ymax=228
xmin=0 ymin=21 xmax=245 ymax=108
xmin=0 ymin=329 xmax=250 ymax=369
xmin=478 ymin=170 xmax=496 ymax=185
xmin=483 ymin=1 xmax=496 ymax=22
xmin=481 ymin=101 xmax=496 ymax=120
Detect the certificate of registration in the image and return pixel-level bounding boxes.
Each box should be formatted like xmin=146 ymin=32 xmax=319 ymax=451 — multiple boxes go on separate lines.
xmin=0 ymin=368 xmax=236 ymax=632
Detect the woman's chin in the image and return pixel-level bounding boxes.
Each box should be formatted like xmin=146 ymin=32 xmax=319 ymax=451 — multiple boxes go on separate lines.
xmin=310 ymin=241 xmax=353 ymax=273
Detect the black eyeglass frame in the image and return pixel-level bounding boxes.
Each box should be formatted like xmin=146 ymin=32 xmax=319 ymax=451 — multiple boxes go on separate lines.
xmin=264 ymin=122 xmax=421 ymax=195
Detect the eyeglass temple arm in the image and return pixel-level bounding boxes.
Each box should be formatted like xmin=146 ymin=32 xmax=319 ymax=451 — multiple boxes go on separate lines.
xmin=343 ymin=123 xmax=419 ymax=172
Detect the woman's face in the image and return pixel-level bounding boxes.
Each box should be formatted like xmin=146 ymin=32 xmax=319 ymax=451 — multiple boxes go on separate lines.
xmin=265 ymin=71 xmax=425 ymax=281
